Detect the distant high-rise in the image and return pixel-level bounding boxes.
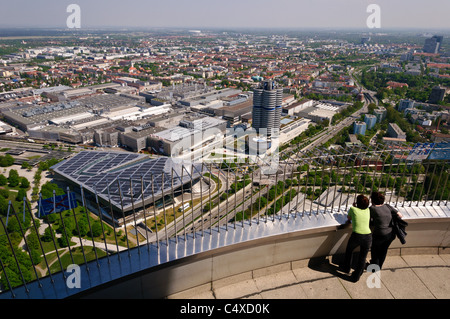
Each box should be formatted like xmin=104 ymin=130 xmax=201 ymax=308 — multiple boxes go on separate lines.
xmin=398 ymin=99 xmax=415 ymax=112
xmin=423 ymin=35 xmax=443 ymax=54
xmin=373 ymin=106 xmax=387 ymax=122
xmin=429 ymin=86 xmax=446 ymax=104
xmin=361 ymin=36 xmax=371 ymax=45
xmin=364 ymin=114 xmax=377 ymax=130
xmin=252 ymin=80 xmax=283 ymax=137
xmin=353 ymin=121 xmax=367 ymax=136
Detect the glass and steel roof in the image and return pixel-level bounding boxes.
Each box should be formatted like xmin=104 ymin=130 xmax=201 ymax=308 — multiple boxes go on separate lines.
xmin=52 ymin=151 xmax=203 ymax=212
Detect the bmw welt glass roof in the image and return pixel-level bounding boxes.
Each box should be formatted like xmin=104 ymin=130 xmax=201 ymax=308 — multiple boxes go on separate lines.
xmin=51 ymin=151 xmax=203 ymax=212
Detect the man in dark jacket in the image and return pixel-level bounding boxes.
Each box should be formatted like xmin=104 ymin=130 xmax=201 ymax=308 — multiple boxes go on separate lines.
xmin=369 ymin=192 xmax=407 ymax=270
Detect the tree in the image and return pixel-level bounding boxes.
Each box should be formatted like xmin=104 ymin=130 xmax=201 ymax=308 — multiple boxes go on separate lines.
xmin=0 ymin=174 xmax=7 ymax=186
xmin=15 ymin=188 xmax=27 ymax=202
xmin=90 ymin=221 xmax=103 ymax=238
xmin=0 ymin=188 xmax=9 ymax=199
xmin=0 ymin=196 xmax=8 ymax=216
xmin=0 ymin=154 xmax=15 ymax=167
xmin=21 ymin=162 xmax=31 ymax=170
xmin=8 ymin=169 xmax=19 ymax=187
xmin=20 ymin=177 xmax=30 ymax=189
xmin=41 ymin=226 xmax=55 ymax=242
xmin=40 ymin=182 xmax=65 ymax=199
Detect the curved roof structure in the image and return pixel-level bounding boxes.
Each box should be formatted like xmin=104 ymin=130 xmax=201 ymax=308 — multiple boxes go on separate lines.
xmin=51 ymin=151 xmax=203 ymax=213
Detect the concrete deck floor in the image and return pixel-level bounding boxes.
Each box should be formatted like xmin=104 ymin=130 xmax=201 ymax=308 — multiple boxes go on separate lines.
xmin=167 ymin=248 xmax=450 ymax=299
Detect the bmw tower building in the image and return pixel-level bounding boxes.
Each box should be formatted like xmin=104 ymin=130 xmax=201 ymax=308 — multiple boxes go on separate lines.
xmin=249 ymin=80 xmax=283 ymax=155
xmin=252 ymin=80 xmax=283 ymax=137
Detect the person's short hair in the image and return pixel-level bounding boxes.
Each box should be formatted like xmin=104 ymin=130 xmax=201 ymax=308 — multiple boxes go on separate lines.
xmin=356 ymin=194 xmax=369 ymax=209
xmin=370 ymin=192 xmax=385 ymax=205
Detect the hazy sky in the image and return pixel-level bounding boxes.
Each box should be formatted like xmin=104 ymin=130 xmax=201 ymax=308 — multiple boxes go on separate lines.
xmin=0 ymin=0 xmax=449 ymax=30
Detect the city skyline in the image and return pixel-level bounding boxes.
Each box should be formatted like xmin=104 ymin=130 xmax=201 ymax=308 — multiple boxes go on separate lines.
xmin=1 ymin=0 xmax=450 ymax=30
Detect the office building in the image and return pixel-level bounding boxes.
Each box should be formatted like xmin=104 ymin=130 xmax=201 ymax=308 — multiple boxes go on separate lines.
xmin=252 ymin=80 xmax=283 ymax=137
xmin=423 ymin=35 xmax=443 ymax=54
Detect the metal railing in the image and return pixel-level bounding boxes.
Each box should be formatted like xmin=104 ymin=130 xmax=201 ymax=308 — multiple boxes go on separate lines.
xmin=0 ymin=142 xmax=449 ymax=298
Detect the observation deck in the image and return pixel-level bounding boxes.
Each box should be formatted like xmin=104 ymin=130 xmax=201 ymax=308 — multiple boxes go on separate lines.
xmin=0 ymin=143 xmax=449 ymax=301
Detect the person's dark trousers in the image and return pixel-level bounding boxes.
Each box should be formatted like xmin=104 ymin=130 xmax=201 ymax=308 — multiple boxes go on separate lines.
xmin=370 ymin=232 xmax=395 ymax=270
xmin=343 ymin=232 xmax=372 ymax=281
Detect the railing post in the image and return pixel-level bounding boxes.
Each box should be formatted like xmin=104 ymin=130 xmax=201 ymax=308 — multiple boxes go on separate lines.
xmin=80 ymin=186 xmax=100 ymax=266
xmin=129 ymin=178 xmax=141 ymax=254
xmin=115 ymin=180 xmax=131 ymax=255
xmin=26 ymin=196 xmax=56 ymax=280
xmin=170 ymin=167 xmax=179 ymax=243
xmin=0 ymin=255 xmax=15 ymax=298
xmin=40 ymin=193 xmax=66 ymax=278
xmin=208 ymin=162 xmax=213 ymax=232
xmin=106 ymin=179 xmax=122 ymax=259
xmin=54 ymin=190 xmax=75 ymax=266
xmin=149 ymin=173 xmax=160 ymax=248
xmin=139 ymin=175 xmax=150 ymax=250
xmin=10 ymin=200 xmax=42 ymax=288
xmin=437 ymin=162 xmax=449 ymax=206
xmin=0 ymin=208 xmax=29 ymax=293
xmin=417 ymin=160 xmax=431 ymax=206
xmin=424 ymin=160 xmax=437 ymax=206
xmin=160 ymin=171 xmax=170 ymax=245
xmin=94 ymin=187 xmax=111 ymax=262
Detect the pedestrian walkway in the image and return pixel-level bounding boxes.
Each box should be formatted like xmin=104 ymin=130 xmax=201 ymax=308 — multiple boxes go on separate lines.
xmin=167 ymin=250 xmax=450 ymax=299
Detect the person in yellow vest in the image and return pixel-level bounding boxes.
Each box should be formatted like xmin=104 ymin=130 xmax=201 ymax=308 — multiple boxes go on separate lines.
xmin=342 ymin=194 xmax=372 ymax=282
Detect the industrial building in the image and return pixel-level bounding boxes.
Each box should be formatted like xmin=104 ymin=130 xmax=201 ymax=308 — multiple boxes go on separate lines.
xmin=296 ymin=104 xmax=336 ymax=125
xmin=1 ymin=93 xmax=172 ymax=144
xmin=179 ymin=88 xmax=242 ymax=107
xmin=281 ymin=99 xmax=314 ymax=116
